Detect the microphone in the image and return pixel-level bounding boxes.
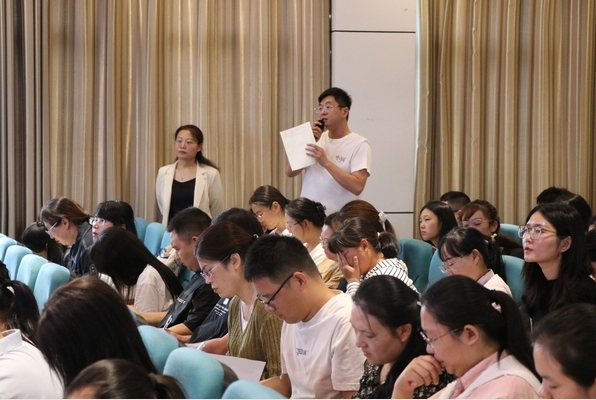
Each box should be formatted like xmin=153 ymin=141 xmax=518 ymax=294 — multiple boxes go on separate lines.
xmin=316 ymin=119 xmax=325 ymax=131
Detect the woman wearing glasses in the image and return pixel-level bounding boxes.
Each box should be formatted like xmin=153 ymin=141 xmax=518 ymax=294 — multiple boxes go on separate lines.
xmin=285 ymin=197 xmax=342 ymax=289
xmin=520 ymin=202 xmax=596 ymax=325
xmin=90 ymin=227 xmax=183 ymax=312
xmin=392 ymin=275 xmax=540 ymax=399
xmin=437 ymin=227 xmax=511 ymax=296
xmin=459 ymin=200 xmax=523 ymax=259
xmin=194 ymin=222 xmax=282 ymax=380
xmin=89 ymin=200 xmax=137 ymax=241
xmin=39 ymin=197 xmax=94 ymax=276
xmin=328 ymin=217 xmax=418 ymax=297
xmin=249 ymin=185 xmax=291 ymax=235
xmin=156 ymin=124 xmax=224 ymax=224
xmin=351 ymin=276 xmax=454 ymax=399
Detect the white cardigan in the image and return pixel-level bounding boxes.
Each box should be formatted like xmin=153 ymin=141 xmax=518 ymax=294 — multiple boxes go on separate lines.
xmin=155 ymin=161 xmax=225 ymax=224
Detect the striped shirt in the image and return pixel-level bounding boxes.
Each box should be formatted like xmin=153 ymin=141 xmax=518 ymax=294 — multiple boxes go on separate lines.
xmin=346 ymin=258 xmax=418 ymax=297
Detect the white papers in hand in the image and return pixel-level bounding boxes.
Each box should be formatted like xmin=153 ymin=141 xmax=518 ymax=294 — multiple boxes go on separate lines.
xmin=280 ymin=122 xmax=317 ymax=171
xmin=209 ymin=354 xmax=266 ymax=382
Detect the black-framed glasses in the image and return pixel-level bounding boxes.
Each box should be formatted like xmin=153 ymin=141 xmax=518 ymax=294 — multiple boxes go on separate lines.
xmin=518 ymin=225 xmax=557 ymax=240
xmin=256 ymin=273 xmax=295 ymax=306
xmin=45 ymin=221 xmax=59 ymax=238
xmin=419 ymin=328 xmax=460 ymax=348
xmin=200 ymin=255 xmax=231 ymax=280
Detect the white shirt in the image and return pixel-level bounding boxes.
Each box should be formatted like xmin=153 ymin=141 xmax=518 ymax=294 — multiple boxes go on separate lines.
xmin=478 ymin=270 xmax=513 ymax=297
xmin=134 ymin=265 xmax=174 ymax=312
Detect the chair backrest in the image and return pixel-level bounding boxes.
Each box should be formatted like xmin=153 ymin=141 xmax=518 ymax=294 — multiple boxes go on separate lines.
xmin=178 ymin=266 xmax=195 ymax=289
xmin=16 ymin=254 xmax=47 ymax=291
xmin=143 ymin=222 xmax=167 ymax=256
xmin=160 ymin=229 xmax=171 ymax=250
xmin=4 ymin=245 xmax=33 ymax=279
xmin=398 ymin=238 xmax=434 ymax=292
xmin=33 ymin=262 xmax=71 ymax=313
xmin=500 ymin=223 xmax=522 ymax=245
xmin=502 ymin=255 xmax=525 ymax=306
xmin=222 ymin=380 xmax=286 ymax=399
xmin=427 ymin=250 xmax=446 ymax=288
xmin=138 ymin=325 xmax=180 ymax=373
xmin=0 ymin=237 xmax=18 ymax=261
xmin=163 ymin=347 xmax=225 ymax=399
xmin=134 ymin=217 xmax=150 ymax=242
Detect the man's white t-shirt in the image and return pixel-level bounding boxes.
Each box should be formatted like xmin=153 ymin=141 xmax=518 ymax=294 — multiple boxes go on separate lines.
xmin=300 ymin=132 xmax=371 ymax=213
xmin=280 ymin=292 xmax=365 ymax=398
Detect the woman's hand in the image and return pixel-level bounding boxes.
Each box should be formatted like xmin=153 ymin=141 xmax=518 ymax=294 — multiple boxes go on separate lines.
xmin=392 ymin=355 xmax=443 ymax=398
xmin=338 ymin=253 xmax=361 ymax=283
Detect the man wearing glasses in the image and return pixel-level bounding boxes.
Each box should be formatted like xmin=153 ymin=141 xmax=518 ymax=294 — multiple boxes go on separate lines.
xmin=285 ymin=87 xmax=371 ymax=214
xmin=245 ymin=235 xmax=364 ymax=398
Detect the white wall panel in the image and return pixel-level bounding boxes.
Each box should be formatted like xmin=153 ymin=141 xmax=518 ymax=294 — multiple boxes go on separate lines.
xmin=332 ymin=0 xmax=417 ymax=32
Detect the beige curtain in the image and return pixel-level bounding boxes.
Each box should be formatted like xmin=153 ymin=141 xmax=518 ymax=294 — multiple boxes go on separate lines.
xmin=416 ymin=0 xmax=596 ymax=227
xmin=0 ymin=0 xmax=330 ymax=238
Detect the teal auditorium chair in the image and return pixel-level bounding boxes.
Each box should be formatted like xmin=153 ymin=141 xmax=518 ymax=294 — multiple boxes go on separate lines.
xmin=4 ymin=245 xmax=32 ymax=279
xmin=222 ymin=380 xmax=286 ymax=399
xmin=34 ymin=263 xmax=70 ymax=313
xmin=138 ymin=325 xmax=180 ymax=373
xmin=398 ymin=238 xmax=434 ymax=292
xmin=499 ymin=223 xmax=523 ymax=245
xmin=502 ymin=255 xmax=525 ymax=306
xmin=143 ymin=222 xmax=167 ymax=256
xmin=427 ymin=250 xmax=446 ymax=288
xmin=161 ymin=229 xmax=171 ymax=250
xmin=178 ymin=266 xmax=195 ymax=289
xmin=163 ymin=347 xmax=225 ymax=399
xmin=134 ymin=217 xmax=150 ymax=242
xmin=0 ymin=237 xmax=17 ymax=261
xmin=16 ymin=254 xmax=47 ymax=291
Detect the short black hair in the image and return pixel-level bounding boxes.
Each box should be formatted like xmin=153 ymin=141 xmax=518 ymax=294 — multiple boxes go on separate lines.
xmin=439 ymin=191 xmax=471 ymax=212
xmin=166 ymin=207 xmax=212 ymax=242
xmin=318 ymin=87 xmax=352 ymax=109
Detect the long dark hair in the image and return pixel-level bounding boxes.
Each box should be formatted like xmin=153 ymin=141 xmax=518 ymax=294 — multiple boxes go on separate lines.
xmin=422 ymin=275 xmax=537 ymax=378
xmin=353 ymin=276 xmax=424 ymax=398
xmin=36 ymin=276 xmax=157 ymax=386
xmin=337 ymin=200 xmax=395 ymax=234
xmin=438 ymin=226 xmax=506 ymax=281
xmin=92 ymin=200 xmax=137 ymax=236
xmin=532 ymin=303 xmax=596 ymax=388
xmin=328 ymin=217 xmax=399 ymax=259
xmin=0 ymin=280 xmax=40 ymax=340
xmin=39 ymin=197 xmax=90 ymax=227
xmin=285 ymin=197 xmax=326 ymax=229
xmin=90 ymin=227 xmax=183 ymax=302
xmin=522 ymin=203 xmax=591 ymax=314
xmin=194 ymin=222 xmax=257 ymax=263
xmin=459 ymin=199 xmax=521 ymax=251
xmin=21 ymin=221 xmax=65 ymax=265
xmin=419 ymin=201 xmax=458 ymax=245
xmin=175 ymin=124 xmax=219 ymax=170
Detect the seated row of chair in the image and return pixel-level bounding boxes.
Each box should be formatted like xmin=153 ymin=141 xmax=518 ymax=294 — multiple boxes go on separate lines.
xmin=138 ymin=324 xmax=284 ymax=399
xmin=134 ymin=217 xmax=171 ymax=256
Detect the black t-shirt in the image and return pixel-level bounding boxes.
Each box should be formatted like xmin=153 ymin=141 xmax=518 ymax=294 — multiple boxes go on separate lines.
xmin=188 ymin=297 xmax=231 ymax=343
xmin=158 ymin=273 xmax=219 ymax=331
xmin=168 ymin=178 xmax=196 ymax=223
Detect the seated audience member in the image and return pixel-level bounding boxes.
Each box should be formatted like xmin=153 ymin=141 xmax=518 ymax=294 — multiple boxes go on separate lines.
xmin=351 ymin=276 xmax=453 ymax=399
xmin=21 ymin=221 xmax=66 ymax=265
xmin=438 ymin=227 xmax=511 ymax=295
xmin=39 ymin=197 xmax=94 ymax=276
xmin=439 ymin=191 xmax=471 ymax=223
xmin=186 ymin=207 xmax=264 ymax=345
xmin=135 ymin=208 xmax=219 ymax=338
xmin=89 ymin=200 xmax=137 ymax=241
xmin=536 ymin=186 xmax=592 ymax=231
xmin=321 ymin=212 xmax=348 ymax=292
xmin=392 ymin=275 xmax=540 ymax=399
xmin=245 ymin=235 xmax=365 ymax=398
xmin=35 ymin=276 xmax=158 ymax=387
xmin=0 ymin=281 xmax=40 ymax=341
xmin=418 ymin=201 xmax=458 ymax=248
xmin=194 ymin=222 xmax=282 ymax=379
xmin=249 ymin=185 xmax=290 ymax=235
xmin=459 ymin=199 xmax=523 ymax=258
xmin=532 ymin=303 xmax=596 ymax=399
xmin=65 ymin=359 xmax=185 ymax=399
xmin=328 ymin=217 xmax=417 ymax=297
xmin=337 ymin=199 xmax=396 ymax=234
xmin=285 ymin=197 xmax=342 ymax=289
xmin=586 ymin=228 xmax=596 ymax=279
xmin=521 ymin=203 xmax=596 ymax=325
xmin=91 ymin=227 xmax=183 ymax=312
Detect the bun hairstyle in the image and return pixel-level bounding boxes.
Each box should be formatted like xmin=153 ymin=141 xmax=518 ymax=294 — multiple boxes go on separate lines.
xmin=249 ymin=185 xmax=290 ymax=210
xmin=328 ymin=217 xmax=399 ymax=259
xmin=285 ymin=197 xmax=327 ymax=228
xmin=337 ymin=200 xmax=395 ymax=234
xmin=194 ymin=222 xmax=258 ymax=262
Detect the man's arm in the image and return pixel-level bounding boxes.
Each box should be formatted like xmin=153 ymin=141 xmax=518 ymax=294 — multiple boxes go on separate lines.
xmin=129 ymin=307 xmax=167 ymax=326
xmin=260 ymin=373 xmax=292 ymax=398
xmin=285 ymin=162 xmax=303 ymax=177
xmin=341 ymin=390 xmax=357 ymax=399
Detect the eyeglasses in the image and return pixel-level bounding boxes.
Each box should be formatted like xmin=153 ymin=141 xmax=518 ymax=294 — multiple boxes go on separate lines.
xmin=419 ymin=328 xmax=460 ymax=348
xmin=319 ymin=236 xmax=330 ymax=249
xmin=518 ymin=225 xmax=557 ymax=240
xmin=175 ymin=138 xmax=198 ymax=147
xmin=253 ymin=207 xmax=270 ymax=221
xmin=314 ymin=104 xmax=344 ymax=113
xmin=439 ymin=255 xmax=466 ymax=274
xmin=256 ymin=273 xmax=295 ymax=306
xmin=286 ymin=221 xmax=301 ymax=230
xmin=45 ymin=221 xmax=59 ymax=238
xmin=200 ymin=255 xmax=230 ymax=280
xmin=459 ymin=218 xmax=490 ymax=228
xmin=89 ymin=217 xmax=108 ymax=226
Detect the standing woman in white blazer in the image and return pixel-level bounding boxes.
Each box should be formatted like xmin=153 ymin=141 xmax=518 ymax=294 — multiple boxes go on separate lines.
xmin=156 ymin=125 xmax=224 ymax=224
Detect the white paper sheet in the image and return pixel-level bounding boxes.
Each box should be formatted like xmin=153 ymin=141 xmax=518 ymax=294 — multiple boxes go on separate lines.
xmin=209 ymin=354 xmax=266 ymax=382
xmin=280 ymin=121 xmax=317 ymax=171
